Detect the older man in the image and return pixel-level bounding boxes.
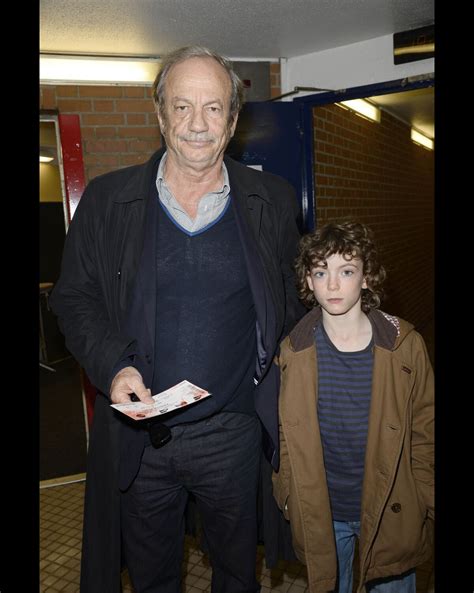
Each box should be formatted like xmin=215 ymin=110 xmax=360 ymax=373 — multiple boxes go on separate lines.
xmin=51 ymin=46 xmax=302 ymax=593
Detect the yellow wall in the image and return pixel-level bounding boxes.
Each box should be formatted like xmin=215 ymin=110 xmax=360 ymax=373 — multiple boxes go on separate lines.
xmin=40 ymin=163 xmax=63 ymax=203
xmin=40 ymin=122 xmax=57 ymax=146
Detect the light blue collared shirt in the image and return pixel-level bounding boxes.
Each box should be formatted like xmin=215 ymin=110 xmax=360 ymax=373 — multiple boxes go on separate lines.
xmin=156 ymin=151 xmax=231 ymax=233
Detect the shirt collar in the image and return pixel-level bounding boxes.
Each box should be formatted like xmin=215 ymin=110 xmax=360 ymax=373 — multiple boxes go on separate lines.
xmin=156 ymin=151 xmax=230 ymax=201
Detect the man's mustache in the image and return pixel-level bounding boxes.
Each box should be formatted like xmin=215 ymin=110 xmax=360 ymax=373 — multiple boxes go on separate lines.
xmin=179 ymin=134 xmax=215 ymax=142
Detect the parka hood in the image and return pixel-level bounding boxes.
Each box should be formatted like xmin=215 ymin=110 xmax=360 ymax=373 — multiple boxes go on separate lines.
xmin=288 ymin=306 xmax=415 ymax=353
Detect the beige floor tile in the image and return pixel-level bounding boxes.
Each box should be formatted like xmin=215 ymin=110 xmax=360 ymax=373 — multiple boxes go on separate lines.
xmin=286 ymin=583 xmax=307 ymax=593
xmin=61 ymin=581 xmax=80 ymax=593
xmin=188 ymin=564 xmax=209 ymax=577
xmin=183 ymin=573 xmax=200 ymax=587
xmin=192 ymin=576 xmax=211 ymax=590
xmin=41 ymin=480 xmax=434 ymax=593
xmin=291 ymin=575 xmax=309 ymax=588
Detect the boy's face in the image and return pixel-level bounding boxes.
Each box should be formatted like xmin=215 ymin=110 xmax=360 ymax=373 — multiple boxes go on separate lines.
xmin=306 ymin=252 xmax=367 ymax=316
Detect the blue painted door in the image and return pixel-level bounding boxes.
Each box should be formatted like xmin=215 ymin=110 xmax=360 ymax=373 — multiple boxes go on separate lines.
xmin=226 ymin=101 xmax=311 ymax=232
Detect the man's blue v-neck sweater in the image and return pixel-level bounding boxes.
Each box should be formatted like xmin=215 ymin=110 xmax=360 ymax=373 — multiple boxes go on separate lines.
xmin=152 ymin=197 xmax=257 ymax=426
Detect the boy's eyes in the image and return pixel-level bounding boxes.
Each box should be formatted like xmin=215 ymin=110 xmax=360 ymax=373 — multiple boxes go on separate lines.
xmin=311 ymin=269 xmax=355 ymax=278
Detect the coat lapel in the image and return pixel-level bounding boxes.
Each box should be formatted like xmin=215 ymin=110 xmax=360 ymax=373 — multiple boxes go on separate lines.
xmin=136 ymin=190 xmax=158 ymax=359
xmin=227 ymin=160 xmax=277 ymax=375
xmin=120 ymin=155 xmax=161 ymax=385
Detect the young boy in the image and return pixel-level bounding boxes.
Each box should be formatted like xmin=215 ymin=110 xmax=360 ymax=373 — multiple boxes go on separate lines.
xmin=272 ymin=221 xmax=434 ymax=593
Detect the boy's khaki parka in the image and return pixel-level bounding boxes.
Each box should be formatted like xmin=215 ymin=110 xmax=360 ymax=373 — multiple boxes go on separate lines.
xmin=272 ymin=306 xmax=434 ymax=593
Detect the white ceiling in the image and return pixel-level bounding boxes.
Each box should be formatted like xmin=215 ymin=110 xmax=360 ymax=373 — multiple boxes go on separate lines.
xmin=40 ymin=0 xmax=434 ymax=137
xmin=40 ymin=0 xmax=434 ymax=59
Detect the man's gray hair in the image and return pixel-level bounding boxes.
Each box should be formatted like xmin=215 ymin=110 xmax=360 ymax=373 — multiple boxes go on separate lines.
xmin=152 ymin=45 xmax=244 ymax=120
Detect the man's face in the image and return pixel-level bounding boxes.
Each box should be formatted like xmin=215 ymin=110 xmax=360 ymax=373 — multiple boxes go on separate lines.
xmin=157 ymin=57 xmax=238 ymax=172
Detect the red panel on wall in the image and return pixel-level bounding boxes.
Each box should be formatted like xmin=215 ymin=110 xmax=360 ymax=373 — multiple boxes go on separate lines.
xmin=58 ymin=114 xmax=97 ymax=429
xmin=58 ymin=114 xmax=86 ymax=223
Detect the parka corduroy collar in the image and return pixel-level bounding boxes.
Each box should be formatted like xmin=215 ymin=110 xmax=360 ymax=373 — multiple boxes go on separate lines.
xmin=288 ymin=306 xmax=409 ymax=353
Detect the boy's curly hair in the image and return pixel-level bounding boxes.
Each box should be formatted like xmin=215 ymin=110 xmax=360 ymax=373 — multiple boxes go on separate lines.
xmin=295 ymin=221 xmax=386 ymax=312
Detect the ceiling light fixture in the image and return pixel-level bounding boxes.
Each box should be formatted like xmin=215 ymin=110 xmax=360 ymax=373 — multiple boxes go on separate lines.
xmin=40 ymin=54 xmax=161 ymax=85
xmin=336 ymin=98 xmax=381 ymax=123
xmin=40 ymin=155 xmax=54 ymax=163
xmin=411 ymin=128 xmax=434 ymax=150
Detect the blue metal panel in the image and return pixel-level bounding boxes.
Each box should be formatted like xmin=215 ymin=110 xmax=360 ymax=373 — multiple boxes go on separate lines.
xmin=293 ymin=76 xmax=434 ymax=107
xmin=299 ymin=102 xmax=316 ymax=232
xmin=226 ymin=101 xmax=309 ymax=232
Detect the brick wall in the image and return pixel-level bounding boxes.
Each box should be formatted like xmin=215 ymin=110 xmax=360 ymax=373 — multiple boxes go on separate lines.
xmin=40 ymin=63 xmax=280 ymax=185
xmin=40 ymin=85 xmax=162 ymax=184
xmin=313 ymin=104 xmax=434 ymax=331
xmin=270 ymin=62 xmax=281 ymax=98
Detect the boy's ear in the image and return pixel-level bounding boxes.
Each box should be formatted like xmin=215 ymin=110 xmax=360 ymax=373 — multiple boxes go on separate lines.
xmin=306 ymin=274 xmax=314 ymax=291
xmin=362 ymin=277 xmax=368 ymax=289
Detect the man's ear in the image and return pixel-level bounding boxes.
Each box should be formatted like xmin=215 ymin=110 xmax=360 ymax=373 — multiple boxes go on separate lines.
xmin=229 ymin=112 xmax=239 ymax=138
xmin=156 ymin=106 xmax=166 ymax=135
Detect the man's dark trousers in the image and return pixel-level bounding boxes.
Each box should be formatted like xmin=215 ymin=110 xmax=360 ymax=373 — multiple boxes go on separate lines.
xmin=120 ymin=411 xmax=262 ymax=593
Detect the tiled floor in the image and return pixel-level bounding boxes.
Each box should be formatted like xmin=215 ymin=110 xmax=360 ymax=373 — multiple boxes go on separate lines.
xmin=40 ymin=478 xmax=84 ymax=592
xmin=40 ymin=478 xmax=434 ymax=593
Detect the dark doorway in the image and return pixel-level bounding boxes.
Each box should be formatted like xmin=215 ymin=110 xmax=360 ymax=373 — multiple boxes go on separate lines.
xmin=40 ymin=116 xmax=87 ymax=481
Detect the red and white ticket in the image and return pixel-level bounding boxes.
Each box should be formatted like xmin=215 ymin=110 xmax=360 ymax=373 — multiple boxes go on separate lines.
xmin=111 ymin=380 xmax=211 ymax=421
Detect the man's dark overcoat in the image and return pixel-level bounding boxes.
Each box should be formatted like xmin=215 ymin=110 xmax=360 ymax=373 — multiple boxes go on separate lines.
xmin=51 ymin=148 xmax=302 ymax=592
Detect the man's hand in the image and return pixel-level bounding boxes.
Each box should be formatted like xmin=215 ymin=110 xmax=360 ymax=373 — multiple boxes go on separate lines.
xmin=110 ymin=366 xmax=155 ymax=405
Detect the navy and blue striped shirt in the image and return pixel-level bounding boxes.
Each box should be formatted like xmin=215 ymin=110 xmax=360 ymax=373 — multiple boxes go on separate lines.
xmin=315 ymin=322 xmax=374 ymax=521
